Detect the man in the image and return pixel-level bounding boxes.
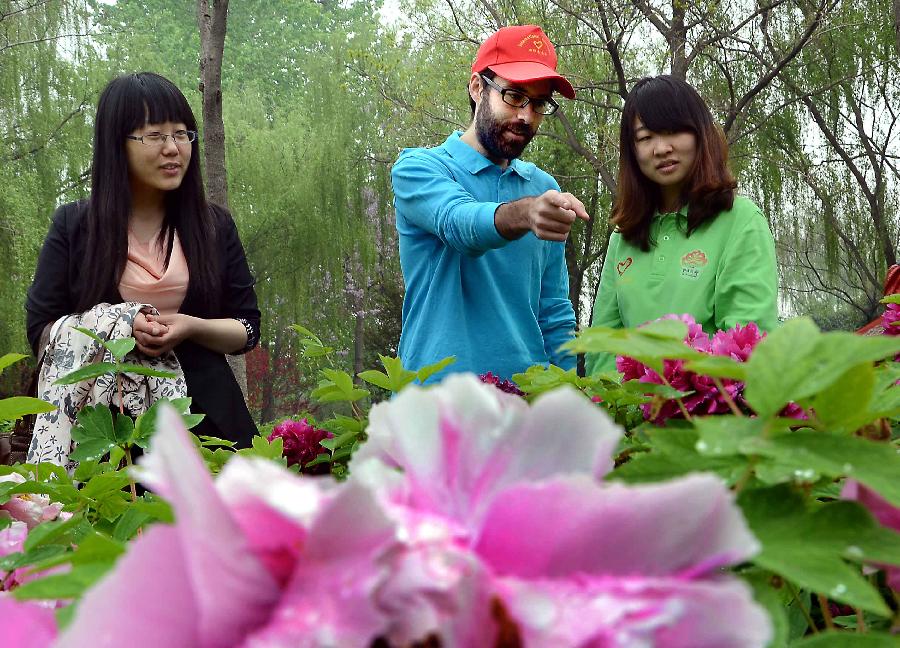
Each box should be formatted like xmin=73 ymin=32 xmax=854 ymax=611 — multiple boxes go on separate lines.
xmin=392 ymin=24 xmax=589 ymax=382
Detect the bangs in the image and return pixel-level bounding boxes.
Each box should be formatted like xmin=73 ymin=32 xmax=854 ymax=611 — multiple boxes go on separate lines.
xmin=632 ymin=90 xmax=696 ymax=133
xmin=112 ymin=73 xmax=196 ymax=134
xmin=624 ymin=76 xmax=708 ymax=136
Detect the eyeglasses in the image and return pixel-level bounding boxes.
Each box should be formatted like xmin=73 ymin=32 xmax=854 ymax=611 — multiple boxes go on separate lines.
xmin=480 ymin=75 xmax=559 ymax=115
xmin=126 ymin=130 xmax=197 ymax=146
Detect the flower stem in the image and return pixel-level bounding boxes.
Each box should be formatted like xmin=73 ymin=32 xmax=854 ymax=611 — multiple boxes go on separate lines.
xmin=855 ymin=608 xmax=865 ymax=632
xmin=712 ymin=377 xmax=743 ymax=417
xmin=659 ymin=374 xmax=692 ymax=422
xmin=817 ymin=593 xmax=835 ymax=631
xmin=124 ymin=446 xmax=138 ymax=503
xmin=786 ymin=581 xmax=818 ymax=634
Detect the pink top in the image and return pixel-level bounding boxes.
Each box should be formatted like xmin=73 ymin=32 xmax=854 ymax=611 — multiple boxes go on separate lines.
xmin=119 ymin=230 xmax=189 ymax=315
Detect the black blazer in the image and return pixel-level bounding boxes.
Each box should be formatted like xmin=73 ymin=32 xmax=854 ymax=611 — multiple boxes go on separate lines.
xmin=25 ymin=200 xmax=261 ymax=447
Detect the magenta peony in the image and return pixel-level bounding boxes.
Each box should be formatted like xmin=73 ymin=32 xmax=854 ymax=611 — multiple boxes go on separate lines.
xmin=478 ymin=371 xmax=525 ymax=396
xmin=882 ymin=302 xmax=900 ymax=335
xmin=268 ymin=418 xmax=332 ymax=474
xmin=618 ymin=315 xmax=768 ymax=423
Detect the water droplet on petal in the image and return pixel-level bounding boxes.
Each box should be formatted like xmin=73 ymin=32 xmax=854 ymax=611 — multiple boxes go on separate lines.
xmin=695 ymin=440 xmax=709 ymax=452
xmin=830 ymin=583 xmax=847 ymax=597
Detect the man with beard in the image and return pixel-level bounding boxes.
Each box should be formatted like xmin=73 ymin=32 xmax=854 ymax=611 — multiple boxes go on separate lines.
xmin=391 ymin=24 xmax=589 ymax=382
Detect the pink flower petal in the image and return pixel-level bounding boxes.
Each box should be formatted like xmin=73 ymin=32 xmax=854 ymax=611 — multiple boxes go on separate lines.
xmin=56 ymin=526 xmax=200 ymax=648
xmin=355 ymin=375 xmax=621 ymax=529
xmin=0 ymin=595 xmax=57 ymax=648
xmin=131 ymin=406 xmax=280 ymax=645
xmin=496 ymin=574 xmax=771 ymax=647
xmin=476 ymin=474 xmax=758 ymax=579
xmin=241 ymin=482 xmax=398 ymax=646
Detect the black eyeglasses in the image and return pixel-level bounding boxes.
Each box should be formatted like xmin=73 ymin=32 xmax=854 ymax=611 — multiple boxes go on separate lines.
xmin=126 ymin=130 xmax=197 ymax=146
xmin=480 ymin=75 xmax=559 ymax=115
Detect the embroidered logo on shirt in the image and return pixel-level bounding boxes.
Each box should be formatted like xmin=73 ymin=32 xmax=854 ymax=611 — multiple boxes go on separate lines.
xmin=681 ymin=250 xmax=708 ymax=280
xmin=616 ymin=257 xmax=633 ymax=276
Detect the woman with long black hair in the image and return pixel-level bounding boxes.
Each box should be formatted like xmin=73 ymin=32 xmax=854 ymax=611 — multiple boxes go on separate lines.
xmin=586 ymin=75 xmax=779 ymax=375
xmin=25 ymin=72 xmax=259 ymax=446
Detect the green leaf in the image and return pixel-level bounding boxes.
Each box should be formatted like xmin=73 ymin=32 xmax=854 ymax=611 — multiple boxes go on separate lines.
xmin=69 ymin=439 xmax=117 ymax=462
xmin=745 ymin=431 xmax=900 ymax=507
xmin=682 ymin=354 xmax=749 ymax=381
xmin=880 ymin=294 xmax=900 ymax=304
xmin=745 ymin=318 xmax=900 ymax=417
xmin=53 ymin=362 xmax=117 ymax=386
xmin=72 ymin=405 xmax=116 ymax=444
xmin=289 ymin=324 xmax=324 ymax=345
xmin=115 ymin=363 xmax=177 ymax=379
xmin=356 ymin=369 xmax=393 ymax=391
xmin=23 ymin=515 xmax=85 ymax=552
xmin=611 ymin=427 xmax=749 ymax=485
xmin=244 ymin=434 xmax=284 ymax=461
xmin=73 ymin=327 xmax=106 ymax=346
xmin=693 ymin=416 xmax=770 ymax=456
xmin=742 ymin=571 xmax=789 ymax=648
xmin=13 ymin=563 xmax=113 ymax=601
xmin=568 ymin=320 xmax=705 ymax=374
xmin=739 ymin=486 xmax=892 ymax=616
xmin=104 ymin=337 xmax=136 ymax=361
xmin=803 ymin=364 xmax=877 ymax=433
xmin=80 ymin=472 xmax=131 ymax=500
xmin=0 ymin=353 xmax=28 ymax=374
xmin=0 ymin=396 xmax=55 ymax=421
xmin=415 ymin=356 xmax=456 ymax=383
xmin=790 ymin=632 xmax=898 ymax=647
xmin=114 ymin=413 xmax=135 ymax=444
xmin=312 ymin=369 xmax=369 ymax=403
xmin=112 ymin=507 xmax=152 ymax=541
xmin=319 ymin=430 xmax=357 ymax=452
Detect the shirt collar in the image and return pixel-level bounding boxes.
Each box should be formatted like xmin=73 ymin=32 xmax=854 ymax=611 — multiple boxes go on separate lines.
xmin=444 ymin=131 xmax=533 ymax=180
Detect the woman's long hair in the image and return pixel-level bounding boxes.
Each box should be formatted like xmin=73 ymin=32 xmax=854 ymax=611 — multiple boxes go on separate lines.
xmin=79 ymin=72 xmax=220 ymax=310
xmin=613 ymin=75 xmax=736 ymax=251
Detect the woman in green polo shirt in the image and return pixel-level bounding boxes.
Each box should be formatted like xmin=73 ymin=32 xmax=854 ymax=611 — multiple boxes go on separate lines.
xmin=586 ymin=75 xmax=778 ymax=375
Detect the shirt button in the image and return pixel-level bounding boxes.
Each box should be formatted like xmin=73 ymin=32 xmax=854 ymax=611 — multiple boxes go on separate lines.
xmin=663 ymin=235 xmax=670 ymax=241
xmin=658 ymin=256 xmax=665 ymax=261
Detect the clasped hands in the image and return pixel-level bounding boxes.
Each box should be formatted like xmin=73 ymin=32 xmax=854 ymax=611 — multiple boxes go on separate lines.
xmin=132 ymin=311 xmax=194 ymax=357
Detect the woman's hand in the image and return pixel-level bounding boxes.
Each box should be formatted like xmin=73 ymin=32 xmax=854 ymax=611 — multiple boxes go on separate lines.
xmin=133 ymin=312 xmax=195 ymax=357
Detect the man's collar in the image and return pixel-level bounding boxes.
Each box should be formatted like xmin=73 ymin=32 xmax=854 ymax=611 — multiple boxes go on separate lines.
xmin=444 ymin=131 xmax=533 ymax=180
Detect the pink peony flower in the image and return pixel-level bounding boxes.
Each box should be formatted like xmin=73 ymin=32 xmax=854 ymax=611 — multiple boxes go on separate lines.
xmin=0 ymin=473 xmax=65 ymax=530
xmin=268 ymin=418 xmax=332 ymax=474
xmin=54 ymin=378 xmax=770 ymax=647
xmin=841 ymin=480 xmax=900 ymax=590
xmin=618 ymin=316 xmax=775 ymax=422
xmin=353 ymin=375 xmax=771 ymax=647
xmin=478 ymin=372 xmax=525 ymax=396
xmin=882 ymin=302 xmax=900 ymax=335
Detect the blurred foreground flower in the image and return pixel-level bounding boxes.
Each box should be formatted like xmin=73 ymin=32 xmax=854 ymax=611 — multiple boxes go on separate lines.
xmin=46 ymin=375 xmax=769 ymax=648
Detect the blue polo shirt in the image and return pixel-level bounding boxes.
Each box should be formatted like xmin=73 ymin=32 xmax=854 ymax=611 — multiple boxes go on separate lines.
xmin=392 ymin=131 xmax=576 ymax=382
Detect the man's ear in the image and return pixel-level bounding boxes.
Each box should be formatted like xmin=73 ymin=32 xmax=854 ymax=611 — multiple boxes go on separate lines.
xmin=468 ymin=73 xmax=483 ymax=105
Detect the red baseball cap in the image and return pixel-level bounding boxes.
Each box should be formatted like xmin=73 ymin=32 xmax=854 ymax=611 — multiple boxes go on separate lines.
xmin=472 ymin=25 xmax=575 ymax=99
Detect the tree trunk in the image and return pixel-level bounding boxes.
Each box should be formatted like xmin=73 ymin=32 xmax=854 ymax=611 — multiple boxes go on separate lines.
xmin=198 ymin=0 xmax=247 ymax=401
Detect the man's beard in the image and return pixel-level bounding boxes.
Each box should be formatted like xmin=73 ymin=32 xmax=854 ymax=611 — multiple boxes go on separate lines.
xmin=475 ymin=98 xmax=535 ymax=162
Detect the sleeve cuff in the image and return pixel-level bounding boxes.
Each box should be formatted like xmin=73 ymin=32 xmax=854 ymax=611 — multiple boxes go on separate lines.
xmin=474 ymin=203 xmax=508 ymax=249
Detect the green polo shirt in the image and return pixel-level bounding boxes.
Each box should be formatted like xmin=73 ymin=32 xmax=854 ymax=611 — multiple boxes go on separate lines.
xmin=586 ymin=195 xmax=778 ymax=375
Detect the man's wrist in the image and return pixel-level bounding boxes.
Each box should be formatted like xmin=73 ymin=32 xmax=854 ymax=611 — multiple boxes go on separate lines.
xmin=495 ymin=197 xmax=533 ymax=240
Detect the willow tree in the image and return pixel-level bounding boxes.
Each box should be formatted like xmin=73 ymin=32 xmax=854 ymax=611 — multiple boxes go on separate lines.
xmin=0 ymin=0 xmax=99 ymax=359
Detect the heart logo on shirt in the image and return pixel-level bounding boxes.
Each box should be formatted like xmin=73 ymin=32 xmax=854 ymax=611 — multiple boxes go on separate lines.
xmin=616 ymin=257 xmax=633 ymax=276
